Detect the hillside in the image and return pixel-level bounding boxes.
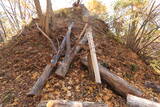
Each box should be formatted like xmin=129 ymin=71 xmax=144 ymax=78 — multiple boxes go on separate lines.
xmin=0 ymin=7 xmax=160 ymax=107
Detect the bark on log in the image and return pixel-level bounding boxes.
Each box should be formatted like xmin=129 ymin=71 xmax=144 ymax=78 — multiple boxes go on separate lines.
xmin=127 ymin=94 xmax=160 ymax=107
xmin=144 ymin=81 xmax=160 ymax=93
xmin=66 ymin=22 xmax=74 ymax=54
xmin=37 ymin=100 xmax=108 ymax=107
xmin=87 ymin=52 xmax=95 ymax=80
xmin=87 ymin=26 xmax=101 ymax=83
xmin=27 ymin=31 xmax=67 ymax=96
xmin=81 ymin=57 xmax=143 ymax=97
xmin=55 ymin=27 xmax=89 ymax=77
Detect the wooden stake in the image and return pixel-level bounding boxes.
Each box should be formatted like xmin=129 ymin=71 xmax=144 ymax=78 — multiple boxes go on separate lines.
xmin=87 ymin=27 xmax=101 ymax=84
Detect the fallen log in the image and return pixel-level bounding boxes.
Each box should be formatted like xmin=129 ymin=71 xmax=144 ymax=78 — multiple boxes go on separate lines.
xmin=27 ymin=23 xmax=74 ymax=96
xmin=27 ymin=37 xmax=66 ymax=96
xmin=127 ymin=94 xmax=160 ymax=107
xmin=55 ymin=27 xmax=89 ymax=77
xmin=81 ymin=57 xmax=143 ymax=97
xmin=144 ymin=81 xmax=160 ymax=93
xmin=37 ymin=100 xmax=108 ymax=107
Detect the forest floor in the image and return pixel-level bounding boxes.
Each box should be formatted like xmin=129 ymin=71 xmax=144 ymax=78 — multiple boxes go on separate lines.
xmin=0 ymin=7 xmax=160 ymax=107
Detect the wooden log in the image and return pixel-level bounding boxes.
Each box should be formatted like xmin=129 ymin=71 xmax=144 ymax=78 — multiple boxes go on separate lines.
xmin=37 ymin=100 xmax=108 ymax=107
xmin=87 ymin=26 xmax=101 ymax=83
xmin=27 ymin=26 xmax=69 ymax=96
xmin=27 ymin=37 xmax=65 ymax=96
xmin=87 ymin=52 xmax=94 ymax=80
xmin=127 ymin=94 xmax=160 ymax=107
xmin=55 ymin=27 xmax=89 ymax=77
xmin=27 ymin=64 xmax=54 ymax=96
xmin=66 ymin=22 xmax=74 ymax=54
xmin=144 ymin=81 xmax=160 ymax=93
xmin=81 ymin=57 xmax=143 ymax=97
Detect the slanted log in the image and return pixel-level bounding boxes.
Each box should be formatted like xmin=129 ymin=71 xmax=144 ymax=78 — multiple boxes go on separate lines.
xmin=144 ymin=81 xmax=160 ymax=93
xmin=81 ymin=57 xmax=143 ymax=97
xmin=66 ymin=22 xmax=74 ymax=53
xmin=27 ymin=37 xmax=65 ymax=96
xmin=27 ymin=23 xmax=73 ymax=96
xmin=55 ymin=27 xmax=89 ymax=77
xmin=87 ymin=26 xmax=101 ymax=83
xmin=37 ymin=100 xmax=108 ymax=107
xmin=127 ymin=94 xmax=160 ymax=107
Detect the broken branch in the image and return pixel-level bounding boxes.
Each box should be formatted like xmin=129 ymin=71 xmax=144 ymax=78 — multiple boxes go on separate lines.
xmin=36 ymin=23 xmax=57 ymax=53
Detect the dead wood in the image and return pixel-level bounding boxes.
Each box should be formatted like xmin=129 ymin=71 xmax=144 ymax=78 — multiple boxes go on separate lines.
xmin=27 ymin=23 xmax=74 ymax=96
xmin=36 ymin=23 xmax=57 ymax=53
xmin=27 ymin=36 xmax=66 ymax=96
xmin=127 ymin=94 xmax=160 ymax=107
xmin=37 ymin=100 xmax=108 ymax=107
xmin=144 ymin=81 xmax=160 ymax=93
xmin=55 ymin=26 xmax=89 ymax=77
xmin=66 ymin=22 xmax=74 ymax=54
xmin=81 ymin=57 xmax=143 ymax=97
xmin=87 ymin=26 xmax=101 ymax=83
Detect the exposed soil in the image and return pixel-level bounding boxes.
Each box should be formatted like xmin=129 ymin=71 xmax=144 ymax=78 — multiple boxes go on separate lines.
xmin=0 ymin=7 xmax=160 ymax=107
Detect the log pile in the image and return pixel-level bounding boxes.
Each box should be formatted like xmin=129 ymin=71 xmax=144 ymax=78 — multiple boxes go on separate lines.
xmin=26 ymin=4 xmax=160 ymax=107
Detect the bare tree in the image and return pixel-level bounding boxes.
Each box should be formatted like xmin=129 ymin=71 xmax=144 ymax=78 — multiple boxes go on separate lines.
xmin=33 ymin=0 xmax=42 ymax=19
xmin=44 ymin=0 xmax=53 ymax=34
xmin=0 ymin=19 xmax=7 ymax=38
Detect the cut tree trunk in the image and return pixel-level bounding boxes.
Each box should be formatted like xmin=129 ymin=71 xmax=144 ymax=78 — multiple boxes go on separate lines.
xmin=144 ymin=81 xmax=160 ymax=93
xmin=87 ymin=52 xmax=95 ymax=80
xmin=55 ymin=27 xmax=89 ymax=77
xmin=37 ymin=100 xmax=108 ymax=107
xmin=87 ymin=26 xmax=101 ymax=84
xmin=27 ymin=30 xmax=67 ymax=96
xmin=127 ymin=94 xmax=160 ymax=107
xmin=27 ymin=64 xmax=54 ymax=96
xmin=81 ymin=57 xmax=143 ymax=97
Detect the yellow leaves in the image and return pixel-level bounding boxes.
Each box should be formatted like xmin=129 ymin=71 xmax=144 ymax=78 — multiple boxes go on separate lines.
xmin=86 ymin=0 xmax=107 ymax=15
xmin=150 ymin=60 xmax=160 ymax=75
xmin=47 ymin=100 xmax=54 ymax=107
xmin=31 ymin=72 xmax=39 ymax=80
xmin=45 ymin=84 xmax=50 ymax=88
xmin=114 ymin=0 xmax=148 ymax=10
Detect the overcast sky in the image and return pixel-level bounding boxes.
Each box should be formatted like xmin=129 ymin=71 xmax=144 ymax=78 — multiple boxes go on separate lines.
xmin=40 ymin=0 xmax=117 ymax=14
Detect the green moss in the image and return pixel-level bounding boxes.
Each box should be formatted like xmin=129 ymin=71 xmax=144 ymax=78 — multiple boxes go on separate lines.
xmin=130 ymin=64 xmax=138 ymax=72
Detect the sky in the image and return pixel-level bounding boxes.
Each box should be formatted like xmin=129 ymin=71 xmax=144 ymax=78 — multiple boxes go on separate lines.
xmin=40 ymin=0 xmax=117 ymax=14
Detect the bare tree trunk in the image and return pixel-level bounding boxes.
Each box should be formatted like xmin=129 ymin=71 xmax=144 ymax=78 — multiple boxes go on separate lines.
xmin=33 ymin=0 xmax=43 ymax=19
xmin=44 ymin=0 xmax=53 ymax=34
xmin=8 ymin=0 xmax=20 ymax=30
xmin=0 ymin=19 xmax=7 ymax=38
xmin=0 ymin=0 xmax=17 ymax=31
xmin=18 ymin=0 xmax=24 ymax=20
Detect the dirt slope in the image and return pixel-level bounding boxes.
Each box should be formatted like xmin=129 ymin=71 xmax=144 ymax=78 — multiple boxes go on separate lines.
xmin=0 ymin=7 xmax=160 ymax=107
